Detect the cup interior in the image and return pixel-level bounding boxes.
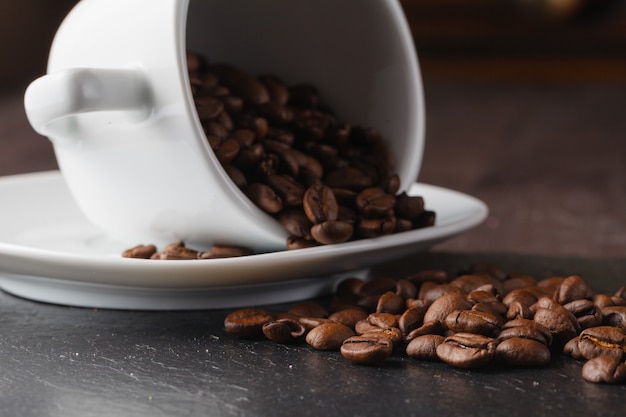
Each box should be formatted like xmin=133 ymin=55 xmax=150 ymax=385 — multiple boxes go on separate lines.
xmin=185 ymin=0 xmax=424 ymax=191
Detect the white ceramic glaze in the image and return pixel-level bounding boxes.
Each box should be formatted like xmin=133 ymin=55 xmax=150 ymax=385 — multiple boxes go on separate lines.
xmin=23 ymin=0 xmax=425 ymax=252
xmin=0 ymin=171 xmax=487 ymax=309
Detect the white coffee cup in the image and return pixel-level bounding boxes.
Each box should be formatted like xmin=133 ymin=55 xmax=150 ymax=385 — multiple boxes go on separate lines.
xmin=24 ymin=0 xmax=425 ymax=252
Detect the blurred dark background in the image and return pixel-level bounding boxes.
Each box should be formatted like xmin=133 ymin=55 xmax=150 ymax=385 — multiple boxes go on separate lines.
xmin=2 ymin=0 xmax=626 ymax=92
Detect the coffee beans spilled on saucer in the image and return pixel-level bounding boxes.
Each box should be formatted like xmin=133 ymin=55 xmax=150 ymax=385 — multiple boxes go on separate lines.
xmin=224 ymin=261 xmax=626 ymax=385
xmin=187 ymin=52 xmax=434 ymax=249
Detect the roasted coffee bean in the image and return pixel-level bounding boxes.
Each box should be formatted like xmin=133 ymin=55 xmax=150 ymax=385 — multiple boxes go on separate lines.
xmin=245 ymin=182 xmax=283 ymax=214
xmin=405 ymin=320 xmax=447 ymax=343
xmin=194 ymin=96 xmax=224 ymax=120
xmin=506 ymin=300 xmax=533 ymax=320
xmin=306 ymin=322 xmax=355 ymax=351
xmin=278 ymin=209 xmax=314 ymax=240
xmin=423 ymin=292 xmax=473 ymax=324
xmin=152 ymin=241 xmax=199 ymax=260
xmin=122 ymin=244 xmax=157 ymax=259
xmin=444 ymin=309 xmax=501 ymax=337
xmin=310 ymin=220 xmax=353 ymax=244
xmin=471 ymin=303 xmax=506 ymax=327
xmin=356 ymin=216 xmax=396 ymax=239
xmin=215 ymin=138 xmax=240 ymax=164
xmin=498 ymin=325 xmax=551 ymax=347
xmin=328 ymin=308 xmax=369 ymax=329
xmin=601 ymin=306 xmax=626 ymax=330
xmin=262 ymin=319 xmax=306 ymax=344
xmin=340 ymin=335 xmax=393 ymax=364
xmin=265 ymin=174 xmax=304 ymax=206
xmin=355 ymin=318 xmax=380 ymax=335
xmin=502 ymin=289 xmax=539 ymax=309
xmin=582 ymin=355 xmax=626 ymax=384
xmin=303 ymin=184 xmax=338 ymax=224
xmin=355 ymin=187 xmax=396 ymax=218
xmin=398 ymin=307 xmax=425 ymax=334
xmin=368 ymin=312 xmax=398 ymax=329
xmin=224 ymin=308 xmax=274 ymax=338
xmin=406 ymin=334 xmax=445 ymax=360
xmin=436 ymin=333 xmax=496 ymax=369
xmin=394 ymin=192 xmax=424 ymax=220
xmin=361 ymin=327 xmax=403 ymax=345
xmin=563 ymin=299 xmax=603 ymax=329
xmin=577 ymin=326 xmax=626 ymax=360
xmin=467 ymin=289 xmax=500 ymax=305
xmin=594 ymin=294 xmax=616 ymax=309
xmin=532 ymin=297 xmax=581 ymax=347
xmin=495 ymin=337 xmax=551 ymax=367
xmin=376 ymin=291 xmax=405 ymax=315
xmin=501 ymin=319 xmax=553 ymax=347
xmin=553 ymin=275 xmax=594 ymax=305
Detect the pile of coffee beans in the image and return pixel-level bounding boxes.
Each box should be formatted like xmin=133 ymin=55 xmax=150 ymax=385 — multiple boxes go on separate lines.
xmin=224 ymin=261 xmax=626 ymax=385
xmin=186 ymin=51 xmax=434 ymax=249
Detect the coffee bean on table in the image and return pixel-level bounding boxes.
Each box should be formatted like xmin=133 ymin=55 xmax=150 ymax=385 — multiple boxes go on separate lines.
xmin=340 ymin=334 xmax=393 ymax=364
xmin=577 ymin=326 xmax=626 ymax=360
xmin=582 ymin=356 xmax=626 ymax=384
xmin=262 ymin=318 xmax=306 ymax=344
xmin=495 ymin=337 xmax=551 ymax=367
xmin=224 ymin=308 xmax=274 ymax=338
xmin=306 ymin=322 xmax=355 ymax=351
xmin=436 ymin=333 xmax=496 ymax=369
xmin=406 ymin=334 xmax=445 ymax=361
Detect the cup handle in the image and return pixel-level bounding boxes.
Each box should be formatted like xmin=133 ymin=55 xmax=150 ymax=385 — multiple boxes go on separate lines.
xmin=24 ymin=68 xmax=152 ymax=138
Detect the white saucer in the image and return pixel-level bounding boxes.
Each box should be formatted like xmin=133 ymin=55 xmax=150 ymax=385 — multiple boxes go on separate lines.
xmin=0 ymin=171 xmax=488 ymax=310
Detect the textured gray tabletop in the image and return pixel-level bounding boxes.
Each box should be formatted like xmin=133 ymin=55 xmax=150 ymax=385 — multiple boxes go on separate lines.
xmin=1 ymin=252 xmax=624 ymax=417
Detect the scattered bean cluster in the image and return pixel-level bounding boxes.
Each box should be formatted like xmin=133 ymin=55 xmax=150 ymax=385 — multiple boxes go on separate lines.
xmin=187 ymin=52 xmax=434 ymax=249
xmin=224 ymin=261 xmax=626 ymax=385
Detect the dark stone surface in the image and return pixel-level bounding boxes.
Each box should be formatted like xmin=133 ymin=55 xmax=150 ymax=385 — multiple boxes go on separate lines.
xmin=1 ymin=252 xmax=624 ymax=417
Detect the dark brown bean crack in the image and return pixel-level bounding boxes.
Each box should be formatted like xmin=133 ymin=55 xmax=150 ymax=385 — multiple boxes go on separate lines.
xmin=224 ymin=261 xmax=626 ymax=385
xmin=187 ymin=52 xmax=435 ymax=248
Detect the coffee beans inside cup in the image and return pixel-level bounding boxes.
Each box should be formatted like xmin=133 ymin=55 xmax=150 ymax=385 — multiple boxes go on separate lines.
xmin=188 ymin=52 xmax=434 ymax=248
xmin=224 ymin=261 xmax=626 ymax=385
xmin=122 ymin=53 xmax=435 ymax=259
